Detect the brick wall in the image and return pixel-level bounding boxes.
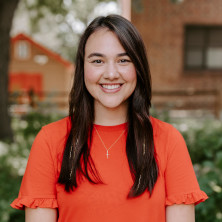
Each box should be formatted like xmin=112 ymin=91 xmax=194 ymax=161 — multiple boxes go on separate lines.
xmin=132 ymin=0 xmax=222 ymax=91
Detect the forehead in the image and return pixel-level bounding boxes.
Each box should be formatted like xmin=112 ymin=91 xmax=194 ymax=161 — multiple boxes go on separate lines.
xmin=84 ymin=28 xmax=125 ymax=55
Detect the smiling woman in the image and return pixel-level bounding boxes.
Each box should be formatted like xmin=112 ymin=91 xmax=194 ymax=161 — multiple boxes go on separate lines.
xmin=84 ymin=29 xmax=137 ymax=119
xmin=11 ymin=15 xmax=208 ymax=222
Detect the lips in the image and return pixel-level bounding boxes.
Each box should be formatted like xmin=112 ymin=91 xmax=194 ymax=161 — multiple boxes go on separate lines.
xmin=100 ymin=83 xmax=123 ymax=93
xmin=101 ymin=84 xmax=121 ymax=89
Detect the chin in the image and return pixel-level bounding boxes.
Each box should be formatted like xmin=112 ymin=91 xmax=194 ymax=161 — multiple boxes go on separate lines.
xmin=103 ymin=104 xmax=122 ymax=109
xmin=100 ymin=101 xmax=127 ymax=110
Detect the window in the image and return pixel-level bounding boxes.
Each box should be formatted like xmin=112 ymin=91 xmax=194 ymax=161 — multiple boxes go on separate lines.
xmin=34 ymin=54 xmax=49 ymax=65
xmin=15 ymin=40 xmax=30 ymax=60
xmin=184 ymin=26 xmax=222 ymax=70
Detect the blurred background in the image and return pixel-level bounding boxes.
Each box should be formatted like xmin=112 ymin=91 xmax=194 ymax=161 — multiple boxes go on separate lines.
xmin=0 ymin=0 xmax=222 ymax=221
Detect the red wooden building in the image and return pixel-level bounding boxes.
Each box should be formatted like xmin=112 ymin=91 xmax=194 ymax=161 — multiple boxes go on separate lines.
xmin=9 ymin=33 xmax=74 ymax=112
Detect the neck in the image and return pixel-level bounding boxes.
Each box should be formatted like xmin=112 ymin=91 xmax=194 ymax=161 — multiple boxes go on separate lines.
xmin=94 ymin=102 xmax=128 ymax=126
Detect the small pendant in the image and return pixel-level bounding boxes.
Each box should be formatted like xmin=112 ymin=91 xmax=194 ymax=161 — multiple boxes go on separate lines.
xmin=106 ymin=150 xmax=110 ymax=159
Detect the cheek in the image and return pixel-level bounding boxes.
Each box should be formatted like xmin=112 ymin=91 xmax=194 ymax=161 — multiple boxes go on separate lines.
xmin=124 ymin=66 xmax=137 ymax=85
xmin=84 ymin=65 xmax=93 ymax=83
xmin=84 ymin=65 xmax=99 ymax=88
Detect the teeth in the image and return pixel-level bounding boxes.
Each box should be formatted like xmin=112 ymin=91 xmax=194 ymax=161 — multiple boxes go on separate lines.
xmin=102 ymin=84 xmax=121 ymax=89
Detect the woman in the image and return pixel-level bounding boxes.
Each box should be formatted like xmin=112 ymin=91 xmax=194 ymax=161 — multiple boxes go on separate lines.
xmin=11 ymin=14 xmax=208 ymax=222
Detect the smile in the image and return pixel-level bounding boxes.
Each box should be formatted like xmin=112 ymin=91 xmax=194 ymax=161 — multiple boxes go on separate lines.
xmin=101 ymin=84 xmax=121 ymax=89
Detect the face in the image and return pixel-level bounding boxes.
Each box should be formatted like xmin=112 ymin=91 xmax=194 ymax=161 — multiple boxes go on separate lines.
xmin=84 ymin=28 xmax=137 ymax=112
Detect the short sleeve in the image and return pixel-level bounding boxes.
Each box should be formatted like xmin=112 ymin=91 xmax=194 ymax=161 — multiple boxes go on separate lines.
xmin=11 ymin=127 xmax=58 ymax=210
xmin=164 ymin=126 xmax=208 ymax=206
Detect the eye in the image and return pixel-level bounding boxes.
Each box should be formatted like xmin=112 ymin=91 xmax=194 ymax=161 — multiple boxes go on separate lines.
xmin=118 ymin=58 xmax=131 ymax=64
xmin=92 ymin=59 xmax=103 ymax=64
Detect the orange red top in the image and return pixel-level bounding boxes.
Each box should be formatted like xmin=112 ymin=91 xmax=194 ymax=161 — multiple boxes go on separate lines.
xmin=11 ymin=117 xmax=208 ymax=222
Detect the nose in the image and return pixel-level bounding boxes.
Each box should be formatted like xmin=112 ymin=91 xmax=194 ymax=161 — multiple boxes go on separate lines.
xmin=103 ymin=62 xmax=119 ymax=80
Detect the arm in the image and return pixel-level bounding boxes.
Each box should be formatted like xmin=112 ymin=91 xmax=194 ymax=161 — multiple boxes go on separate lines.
xmin=25 ymin=207 xmax=57 ymax=222
xmin=166 ymin=204 xmax=195 ymax=222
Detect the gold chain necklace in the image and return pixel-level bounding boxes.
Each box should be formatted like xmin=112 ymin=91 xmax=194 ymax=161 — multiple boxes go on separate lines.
xmin=94 ymin=126 xmax=126 ymax=159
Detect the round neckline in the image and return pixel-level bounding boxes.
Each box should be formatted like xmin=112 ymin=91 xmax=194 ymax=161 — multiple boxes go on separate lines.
xmin=93 ymin=122 xmax=127 ymax=132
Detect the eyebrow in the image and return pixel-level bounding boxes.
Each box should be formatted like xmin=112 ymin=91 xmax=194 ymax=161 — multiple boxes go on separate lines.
xmin=87 ymin=52 xmax=129 ymax=59
xmin=87 ymin=53 xmax=104 ymax=58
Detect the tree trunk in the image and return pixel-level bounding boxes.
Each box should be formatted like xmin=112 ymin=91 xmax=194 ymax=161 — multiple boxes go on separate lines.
xmin=0 ymin=0 xmax=19 ymax=141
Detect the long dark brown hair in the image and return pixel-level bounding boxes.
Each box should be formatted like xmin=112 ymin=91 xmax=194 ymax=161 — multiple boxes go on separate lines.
xmin=58 ymin=14 xmax=158 ymax=198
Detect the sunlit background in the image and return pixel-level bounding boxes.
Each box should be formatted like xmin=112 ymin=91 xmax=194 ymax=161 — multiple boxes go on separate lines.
xmin=0 ymin=0 xmax=222 ymax=221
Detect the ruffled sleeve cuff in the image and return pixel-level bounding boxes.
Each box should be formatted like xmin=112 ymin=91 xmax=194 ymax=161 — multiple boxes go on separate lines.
xmin=10 ymin=197 xmax=58 ymax=210
xmin=166 ymin=190 xmax=208 ymax=206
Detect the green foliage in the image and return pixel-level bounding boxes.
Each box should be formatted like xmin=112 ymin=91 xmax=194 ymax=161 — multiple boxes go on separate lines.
xmin=150 ymin=105 xmax=171 ymax=123
xmin=0 ymin=153 xmax=24 ymax=222
xmin=18 ymin=0 xmax=118 ymax=60
xmin=179 ymin=120 xmax=222 ymax=221
xmin=0 ymin=112 xmax=64 ymax=222
xmin=21 ymin=111 xmax=66 ymax=137
xmin=0 ymin=112 xmax=221 ymax=221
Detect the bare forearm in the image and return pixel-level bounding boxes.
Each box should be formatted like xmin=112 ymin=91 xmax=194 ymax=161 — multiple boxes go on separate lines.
xmin=166 ymin=204 xmax=195 ymax=222
xmin=25 ymin=207 xmax=57 ymax=222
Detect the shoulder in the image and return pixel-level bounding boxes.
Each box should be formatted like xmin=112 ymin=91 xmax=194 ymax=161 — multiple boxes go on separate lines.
xmin=150 ymin=116 xmax=187 ymax=166
xmin=33 ymin=117 xmax=71 ymax=157
xmin=41 ymin=116 xmax=71 ymax=135
xmin=150 ymin=116 xmax=181 ymax=139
